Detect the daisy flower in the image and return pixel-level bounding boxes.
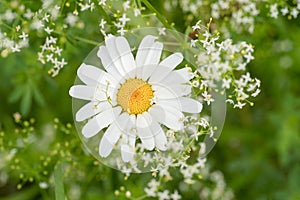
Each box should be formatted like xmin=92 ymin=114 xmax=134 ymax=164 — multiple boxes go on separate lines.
xmin=69 ymin=35 xmax=202 ymax=162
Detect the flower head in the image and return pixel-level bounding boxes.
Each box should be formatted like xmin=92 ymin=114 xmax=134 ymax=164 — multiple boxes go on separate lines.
xmin=69 ymin=35 xmax=202 ymax=162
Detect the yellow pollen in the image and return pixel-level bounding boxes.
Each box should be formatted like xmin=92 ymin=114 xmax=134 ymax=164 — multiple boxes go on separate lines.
xmin=117 ymin=79 xmax=154 ymax=114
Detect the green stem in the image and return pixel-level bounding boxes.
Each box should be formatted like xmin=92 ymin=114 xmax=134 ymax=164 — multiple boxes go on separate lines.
xmin=54 ymin=161 xmax=65 ymax=200
xmin=71 ymin=35 xmax=100 ymax=46
xmin=99 ymin=5 xmax=112 ymax=25
xmin=141 ymin=0 xmax=174 ymax=31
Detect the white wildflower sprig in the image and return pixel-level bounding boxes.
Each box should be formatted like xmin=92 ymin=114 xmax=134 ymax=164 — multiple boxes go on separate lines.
xmin=190 ymin=22 xmax=260 ymax=108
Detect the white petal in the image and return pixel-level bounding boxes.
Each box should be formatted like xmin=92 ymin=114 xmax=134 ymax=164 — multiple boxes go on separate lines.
xmin=153 ymin=83 xmax=191 ymax=99
xmin=160 ymin=52 xmax=183 ymax=68
xmin=99 ymin=135 xmax=114 ymax=158
xmin=77 ymin=64 xmax=97 ymax=85
xmin=155 ymin=98 xmax=181 ymax=111
xmin=136 ymin=113 xmax=155 ymax=150
xmin=75 ymin=101 xmax=112 ymax=122
xmin=168 ymin=83 xmax=191 ymax=97
xmin=148 ymin=105 xmax=184 ymax=131
xmin=97 ymin=46 xmax=123 ymax=82
xmin=149 ymin=53 xmax=183 ymax=83
xmin=179 ymin=97 xmax=203 ymax=113
xmin=99 ymin=121 xmax=122 ymax=157
xmin=105 ymin=37 xmax=131 ymax=76
xmin=82 ymin=106 xmax=122 ymax=138
xmin=77 ymin=63 xmax=119 ymax=87
xmin=162 ymin=68 xmax=192 ymax=85
xmin=152 ymin=84 xmax=177 ymax=99
xmin=121 ymin=144 xmax=134 ymax=162
xmin=135 ymin=36 xmax=163 ymax=78
xmin=115 ymin=37 xmax=136 ymax=78
xmin=115 ymin=112 xmax=130 ymax=133
xmin=69 ymin=85 xmax=96 ymax=101
xmin=128 ymin=134 xmax=136 ymax=148
xmin=141 ymin=64 xmax=157 ymax=81
xmin=149 ymin=120 xmax=167 ymax=151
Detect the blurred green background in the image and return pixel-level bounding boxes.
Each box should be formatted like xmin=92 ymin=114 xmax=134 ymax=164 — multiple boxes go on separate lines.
xmin=1 ymin=0 xmax=300 ymax=199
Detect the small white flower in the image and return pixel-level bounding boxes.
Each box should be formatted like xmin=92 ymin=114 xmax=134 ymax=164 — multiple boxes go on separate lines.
xmin=170 ymin=190 xmax=181 ymax=200
xmin=18 ymin=32 xmax=28 ymax=41
xmin=291 ymin=8 xmax=299 ymax=18
xmin=158 ymin=190 xmax=170 ymax=200
xmin=234 ymin=101 xmax=246 ymax=109
xmin=39 ymin=182 xmax=49 ymax=189
xmin=44 ymin=27 xmax=53 ymax=34
xmin=119 ymin=13 xmax=130 ymax=26
xmin=123 ymin=1 xmax=130 ymax=11
xmin=281 ymin=7 xmax=289 ymax=16
xmin=69 ymin=35 xmax=202 ymax=162
xmin=134 ymin=8 xmax=141 ymax=17
xmin=99 ymin=0 xmax=106 ymax=6
xmin=158 ymin=27 xmax=166 ymax=35
xmin=202 ymin=91 xmax=214 ymax=105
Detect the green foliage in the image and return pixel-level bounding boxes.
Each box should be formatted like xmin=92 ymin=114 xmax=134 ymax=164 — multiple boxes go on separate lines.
xmin=1 ymin=0 xmax=300 ymax=200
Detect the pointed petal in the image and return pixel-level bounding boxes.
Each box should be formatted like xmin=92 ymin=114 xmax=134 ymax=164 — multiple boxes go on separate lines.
xmin=75 ymin=101 xmax=112 ymax=122
xmin=99 ymin=121 xmax=122 ymax=157
xmin=136 ymin=113 xmax=155 ymax=150
xmin=121 ymin=144 xmax=134 ymax=162
xmin=82 ymin=106 xmax=121 ymax=138
xmin=179 ymin=97 xmax=203 ymax=113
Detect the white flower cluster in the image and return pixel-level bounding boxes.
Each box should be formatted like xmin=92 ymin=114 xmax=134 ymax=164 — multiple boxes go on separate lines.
xmin=38 ymin=35 xmax=67 ymax=77
xmin=191 ymin=24 xmax=260 ymax=108
xmin=98 ymin=0 xmax=142 ymax=37
xmin=138 ymin=151 xmax=234 ymax=200
xmin=170 ymin=0 xmax=300 ymax=34
xmin=269 ymin=1 xmax=300 ymax=19
xmin=212 ymin=0 xmax=259 ymax=33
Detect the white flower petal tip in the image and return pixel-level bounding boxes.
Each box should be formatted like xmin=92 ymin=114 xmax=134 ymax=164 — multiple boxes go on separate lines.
xmin=82 ymin=107 xmax=121 ymax=138
xmin=121 ymin=144 xmax=134 ymax=163
xmin=99 ymin=122 xmax=121 ymax=157
xmin=159 ymin=52 xmax=183 ymax=68
xmin=180 ymin=97 xmax=203 ymax=114
xmin=136 ymin=35 xmax=163 ymax=70
xmin=99 ymin=135 xmax=114 ymax=158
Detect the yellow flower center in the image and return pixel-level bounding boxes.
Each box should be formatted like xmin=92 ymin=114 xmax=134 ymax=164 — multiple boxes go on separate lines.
xmin=117 ymin=79 xmax=154 ymax=115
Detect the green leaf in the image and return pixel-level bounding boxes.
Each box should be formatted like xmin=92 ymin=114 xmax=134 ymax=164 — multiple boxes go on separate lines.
xmin=54 ymin=162 xmax=65 ymax=200
xmin=20 ymin=87 xmax=32 ymax=116
xmin=8 ymin=86 xmax=25 ymax=103
xmin=32 ymin=84 xmax=45 ymax=107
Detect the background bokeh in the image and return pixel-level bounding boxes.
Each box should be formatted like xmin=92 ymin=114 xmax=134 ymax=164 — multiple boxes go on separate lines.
xmin=1 ymin=0 xmax=300 ymax=199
